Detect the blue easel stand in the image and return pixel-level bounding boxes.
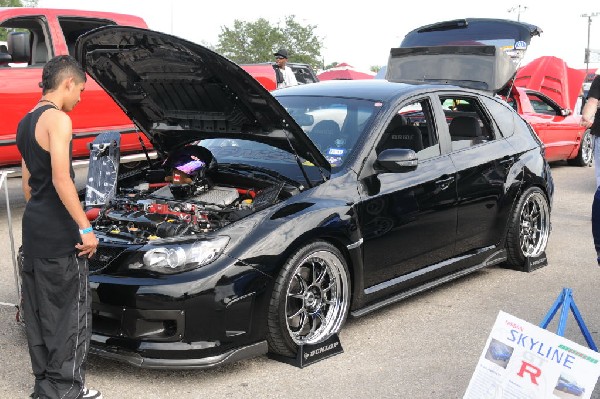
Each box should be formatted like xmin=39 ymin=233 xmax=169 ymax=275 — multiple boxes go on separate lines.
xmin=539 ymin=288 xmax=598 ymax=352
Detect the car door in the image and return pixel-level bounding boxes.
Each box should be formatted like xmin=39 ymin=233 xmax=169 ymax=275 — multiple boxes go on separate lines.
xmin=436 ymin=93 xmax=516 ymax=254
xmin=0 ymin=12 xmax=147 ymax=167
xmin=356 ymin=96 xmax=458 ymax=289
xmin=521 ymin=91 xmax=581 ymax=161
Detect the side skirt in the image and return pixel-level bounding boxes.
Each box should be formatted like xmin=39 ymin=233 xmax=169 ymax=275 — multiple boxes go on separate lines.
xmin=350 ymin=249 xmax=507 ymax=318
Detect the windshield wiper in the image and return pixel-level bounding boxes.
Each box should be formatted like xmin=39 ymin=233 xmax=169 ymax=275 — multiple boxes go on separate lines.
xmin=219 ymin=163 xmax=304 ymax=190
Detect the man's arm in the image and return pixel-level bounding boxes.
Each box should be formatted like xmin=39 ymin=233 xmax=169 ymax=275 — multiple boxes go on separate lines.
xmin=582 ymin=76 xmax=600 ymax=128
xmin=48 ymin=111 xmax=98 ymax=257
xmin=581 ymin=97 xmax=598 ymax=128
xmin=21 ymin=159 xmax=31 ymax=203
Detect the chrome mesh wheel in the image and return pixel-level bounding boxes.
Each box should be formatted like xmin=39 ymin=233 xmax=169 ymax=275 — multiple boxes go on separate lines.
xmin=581 ymin=130 xmax=594 ymax=166
xmin=284 ymin=250 xmax=349 ymax=346
xmin=519 ymin=191 xmax=550 ymax=257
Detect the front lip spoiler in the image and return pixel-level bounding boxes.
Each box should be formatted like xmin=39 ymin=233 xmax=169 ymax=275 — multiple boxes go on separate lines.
xmin=90 ymin=340 xmax=268 ymax=369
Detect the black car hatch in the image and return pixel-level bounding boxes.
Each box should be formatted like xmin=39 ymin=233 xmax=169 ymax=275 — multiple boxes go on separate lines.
xmin=386 ymin=18 xmax=542 ymax=93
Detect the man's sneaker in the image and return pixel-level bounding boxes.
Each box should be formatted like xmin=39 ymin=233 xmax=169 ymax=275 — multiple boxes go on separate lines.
xmin=82 ymin=388 xmax=103 ymax=399
xmin=28 ymin=388 xmax=102 ymax=399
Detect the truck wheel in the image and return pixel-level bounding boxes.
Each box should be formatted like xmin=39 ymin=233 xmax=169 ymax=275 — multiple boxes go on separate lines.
xmin=267 ymin=241 xmax=350 ymax=357
xmin=505 ymin=187 xmax=550 ymax=268
xmin=568 ymin=129 xmax=593 ymax=167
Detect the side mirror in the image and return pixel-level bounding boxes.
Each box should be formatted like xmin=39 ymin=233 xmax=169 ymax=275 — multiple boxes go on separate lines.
xmin=560 ymin=108 xmax=572 ymax=116
xmin=375 ymin=148 xmax=418 ymax=172
xmin=0 ymin=52 xmax=11 ymax=66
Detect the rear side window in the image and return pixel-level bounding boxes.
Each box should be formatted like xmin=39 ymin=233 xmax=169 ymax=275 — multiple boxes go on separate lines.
xmin=439 ymin=96 xmax=495 ymax=151
xmin=291 ymin=64 xmax=318 ymax=84
xmin=58 ymin=17 xmax=116 ymax=56
xmin=481 ymin=96 xmax=515 ymax=138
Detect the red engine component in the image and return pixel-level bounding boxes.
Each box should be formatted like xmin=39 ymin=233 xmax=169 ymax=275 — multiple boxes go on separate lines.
xmin=237 ymin=188 xmax=256 ymax=198
xmin=147 ymin=203 xmax=194 ymax=221
xmin=86 ymin=207 xmax=101 ymax=221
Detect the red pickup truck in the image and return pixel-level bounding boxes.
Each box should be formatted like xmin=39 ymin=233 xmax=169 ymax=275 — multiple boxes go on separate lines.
xmin=0 ymin=8 xmax=151 ymax=168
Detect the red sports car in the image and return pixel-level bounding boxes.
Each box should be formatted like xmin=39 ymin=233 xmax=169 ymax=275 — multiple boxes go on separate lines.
xmin=508 ymin=56 xmax=591 ymax=166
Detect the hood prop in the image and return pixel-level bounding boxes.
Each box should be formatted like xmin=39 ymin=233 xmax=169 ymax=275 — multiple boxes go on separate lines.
xmin=136 ymin=129 xmax=153 ymax=167
xmin=282 ymin=128 xmax=313 ymax=188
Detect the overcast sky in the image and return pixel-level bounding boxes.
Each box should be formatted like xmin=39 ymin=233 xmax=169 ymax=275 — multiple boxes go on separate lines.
xmin=36 ymin=0 xmax=600 ymax=72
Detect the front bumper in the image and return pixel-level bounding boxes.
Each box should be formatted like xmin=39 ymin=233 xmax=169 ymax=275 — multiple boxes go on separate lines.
xmin=90 ymin=338 xmax=268 ymax=369
xmin=88 ymin=251 xmax=273 ymax=368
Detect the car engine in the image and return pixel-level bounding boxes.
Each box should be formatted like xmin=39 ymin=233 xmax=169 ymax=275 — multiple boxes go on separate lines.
xmin=84 ymin=141 xmax=302 ymax=244
xmin=90 ymin=175 xmax=286 ymax=244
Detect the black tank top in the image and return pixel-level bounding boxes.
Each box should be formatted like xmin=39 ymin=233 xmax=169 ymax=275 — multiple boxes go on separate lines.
xmin=16 ymin=105 xmax=80 ymax=258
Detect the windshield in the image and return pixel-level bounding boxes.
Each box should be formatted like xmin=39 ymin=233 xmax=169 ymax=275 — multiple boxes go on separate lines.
xmin=275 ymin=95 xmax=381 ymax=170
xmin=199 ymin=138 xmax=325 ymax=185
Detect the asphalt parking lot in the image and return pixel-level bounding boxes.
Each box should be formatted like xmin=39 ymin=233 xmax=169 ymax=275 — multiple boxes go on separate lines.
xmin=1 ymin=162 xmax=599 ymax=399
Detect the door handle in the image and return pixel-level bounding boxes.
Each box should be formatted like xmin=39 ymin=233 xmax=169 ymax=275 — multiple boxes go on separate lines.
xmin=499 ymin=156 xmax=515 ymax=169
xmin=435 ymin=176 xmax=455 ymax=190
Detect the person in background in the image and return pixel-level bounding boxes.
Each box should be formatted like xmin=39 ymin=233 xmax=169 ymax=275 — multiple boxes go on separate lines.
xmin=584 ymin=73 xmax=600 ymax=266
xmin=273 ymin=48 xmax=298 ymax=89
xmin=581 ymin=73 xmax=600 ymax=186
xmin=16 ymin=55 xmax=101 ymax=399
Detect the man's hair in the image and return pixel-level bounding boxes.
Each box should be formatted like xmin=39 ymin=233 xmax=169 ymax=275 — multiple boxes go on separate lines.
xmin=39 ymin=55 xmax=87 ymax=94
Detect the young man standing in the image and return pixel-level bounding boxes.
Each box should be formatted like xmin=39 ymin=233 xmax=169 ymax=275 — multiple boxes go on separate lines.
xmin=16 ymin=55 xmax=101 ymax=399
xmin=273 ymin=48 xmax=298 ymax=89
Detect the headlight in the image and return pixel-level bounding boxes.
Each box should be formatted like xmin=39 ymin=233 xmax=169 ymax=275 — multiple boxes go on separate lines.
xmin=138 ymin=236 xmax=230 ymax=274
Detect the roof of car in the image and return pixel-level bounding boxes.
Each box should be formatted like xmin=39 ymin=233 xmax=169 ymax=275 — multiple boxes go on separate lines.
xmin=273 ymin=79 xmax=454 ymax=101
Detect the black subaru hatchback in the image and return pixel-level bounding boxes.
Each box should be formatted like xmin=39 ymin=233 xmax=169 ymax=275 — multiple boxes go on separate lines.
xmin=73 ymin=22 xmax=552 ymax=369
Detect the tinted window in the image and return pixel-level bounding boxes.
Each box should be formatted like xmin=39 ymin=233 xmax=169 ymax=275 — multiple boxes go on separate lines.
xmin=200 ymin=139 xmax=324 ymax=184
xmin=526 ymin=93 xmax=558 ymax=115
xmin=290 ymin=64 xmax=318 ymax=84
xmin=58 ymin=17 xmax=116 ymax=56
xmin=439 ymin=95 xmax=495 ymax=151
xmin=377 ymin=99 xmax=440 ymax=160
xmin=276 ymin=96 xmax=381 ymax=170
xmin=481 ymin=96 xmax=515 ymax=137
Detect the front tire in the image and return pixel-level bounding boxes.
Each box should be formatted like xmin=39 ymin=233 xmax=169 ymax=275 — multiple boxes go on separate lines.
xmin=568 ymin=129 xmax=593 ymax=167
xmin=267 ymin=241 xmax=350 ymax=357
xmin=505 ymin=187 xmax=551 ymax=268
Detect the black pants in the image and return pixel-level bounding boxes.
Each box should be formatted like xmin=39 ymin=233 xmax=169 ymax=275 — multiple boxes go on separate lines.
xmin=22 ymin=254 xmax=91 ymax=399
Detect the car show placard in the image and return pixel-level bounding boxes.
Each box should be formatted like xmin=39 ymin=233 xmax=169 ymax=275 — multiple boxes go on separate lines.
xmin=464 ymin=311 xmax=600 ymax=399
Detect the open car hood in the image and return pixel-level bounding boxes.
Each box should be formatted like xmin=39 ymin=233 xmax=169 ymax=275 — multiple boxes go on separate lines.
xmin=386 ymin=18 xmax=542 ymax=93
xmin=75 ymin=26 xmax=330 ymax=172
xmin=514 ymin=56 xmax=586 ymax=111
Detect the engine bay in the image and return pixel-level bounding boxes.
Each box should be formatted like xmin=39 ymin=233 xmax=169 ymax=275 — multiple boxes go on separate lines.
xmin=83 ymin=138 xmax=306 ymax=244
xmin=87 ymin=163 xmax=299 ymax=244
xmin=98 ymin=182 xmax=286 ymax=243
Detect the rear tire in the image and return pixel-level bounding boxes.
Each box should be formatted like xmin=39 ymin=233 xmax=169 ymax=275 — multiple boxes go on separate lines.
xmin=567 ymin=129 xmax=593 ymax=167
xmin=266 ymin=241 xmax=350 ymax=357
xmin=505 ymin=187 xmax=550 ymax=268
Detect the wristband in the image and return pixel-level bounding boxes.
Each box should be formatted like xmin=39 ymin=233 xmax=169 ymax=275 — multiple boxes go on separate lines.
xmin=79 ymin=226 xmax=93 ymax=234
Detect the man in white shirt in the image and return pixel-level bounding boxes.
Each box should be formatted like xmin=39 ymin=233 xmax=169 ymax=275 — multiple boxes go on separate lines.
xmin=274 ymin=49 xmax=298 ymax=89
